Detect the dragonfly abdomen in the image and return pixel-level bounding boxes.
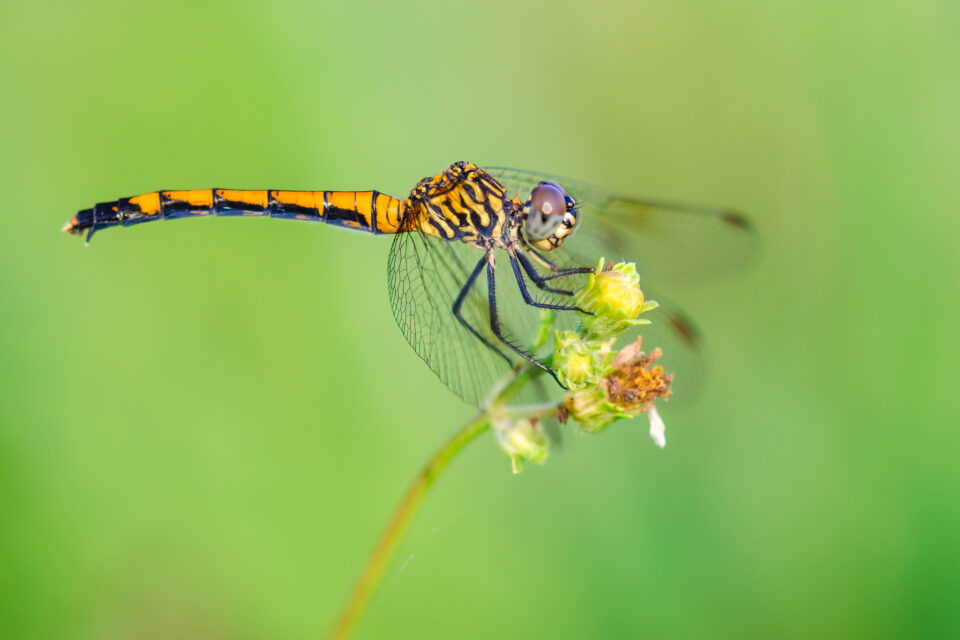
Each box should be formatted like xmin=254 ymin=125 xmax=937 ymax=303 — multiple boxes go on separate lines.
xmin=63 ymin=189 xmax=407 ymax=241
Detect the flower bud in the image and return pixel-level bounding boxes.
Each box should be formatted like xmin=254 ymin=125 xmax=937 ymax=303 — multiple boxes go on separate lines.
xmin=494 ymin=418 xmax=548 ymax=474
xmin=576 ymin=259 xmax=658 ymax=338
xmin=553 ymin=330 xmax=613 ymax=389
xmin=563 ymin=385 xmax=625 ymax=433
xmin=563 ymin=337 xmax=673 ymax=443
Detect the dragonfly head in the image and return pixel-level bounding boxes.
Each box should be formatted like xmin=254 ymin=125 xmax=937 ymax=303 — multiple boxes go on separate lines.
xmin=523 ymin=181 xmax=578 ymax=251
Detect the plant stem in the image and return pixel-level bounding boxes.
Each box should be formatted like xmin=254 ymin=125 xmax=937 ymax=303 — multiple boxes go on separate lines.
xmin=497 ymin=401 xmax=564 ymax=421
xmin=325 ymin=411 xmax=491 ymax=640
xmin=327 ymin=308 xmax=559 ymax=638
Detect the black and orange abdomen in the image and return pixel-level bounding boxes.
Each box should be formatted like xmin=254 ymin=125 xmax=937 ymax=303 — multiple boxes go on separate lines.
xmin=62 ymin=189 xmax=407 ymax=242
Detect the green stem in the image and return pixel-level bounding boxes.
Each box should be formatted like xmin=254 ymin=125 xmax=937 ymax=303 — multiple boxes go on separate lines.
xmin=495 ymin=363 xmax=546 ymax=405
xmin=325 ymin=411 xmax=490 ymax=640
xmin=497 ymin=401 xmax=565 ymax=421
xmin=327 ymin=310 xmax=562 ymax=638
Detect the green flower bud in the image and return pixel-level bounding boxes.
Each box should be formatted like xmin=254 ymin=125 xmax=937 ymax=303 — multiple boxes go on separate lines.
xmin=494 ymin=418 xmax=548 ymax=474
xmin=553 ymin=330 xmax=614 ymax=389
xmin=563 ymin=385 xmax=632 ymax=433
xmin=563 ymin=337 xmax=673 ymax=439
xmin=576 ymin=258 xmax=658 ymax=338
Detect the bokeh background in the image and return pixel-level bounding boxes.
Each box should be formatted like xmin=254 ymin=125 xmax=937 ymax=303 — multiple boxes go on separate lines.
xmin=2 ymin=1 xmax=958 ymax=638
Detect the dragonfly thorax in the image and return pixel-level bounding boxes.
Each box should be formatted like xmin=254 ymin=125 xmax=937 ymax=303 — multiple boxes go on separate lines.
xmin=405 ymin=161 xmax=517 ymax=248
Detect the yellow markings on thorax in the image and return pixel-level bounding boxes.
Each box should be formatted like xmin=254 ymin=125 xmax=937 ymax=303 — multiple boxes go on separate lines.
xmin=129 ymin=192 xmax=162 ymax=216
xmin=473 ymin=196 xmax=491 ymax=229
xmin=486 ymin=193 xmax=503 ymax=218
xmin=415 ymin=219 xmax=446 ymax=239
xmin=453 ymin=186 xmax=490 ymax=230
xmin=493 ymin=197 xmax=520 ymax=241
xmin=425 ymin=206 xmax=456 ymax=239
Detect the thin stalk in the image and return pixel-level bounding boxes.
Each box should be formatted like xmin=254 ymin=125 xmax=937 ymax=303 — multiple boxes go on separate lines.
xmin=496 ymin=401 xmax=564 ymax=421
xmin=327 ymin=311 xmax=560 ymax=638
xmin=325 ymin=411 xmax=490 ymax=640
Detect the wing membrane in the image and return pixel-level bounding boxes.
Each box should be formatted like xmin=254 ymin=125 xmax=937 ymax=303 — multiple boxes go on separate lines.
xmin=389 ymin=230 xmax=497 ymax=406
xmin=487 ymin=167 xmax=757 ymax=404
xmin=388 ymin=168 xmax=755 ymax=406
xmin=486 ymin=167 xmax=757 ymax=283
xmin=389 ymin=229 xmax=581 ymax=406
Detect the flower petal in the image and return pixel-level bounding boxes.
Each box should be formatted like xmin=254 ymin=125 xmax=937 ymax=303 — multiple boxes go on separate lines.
xmin=648 ymin=405 xmax=666 ymax=448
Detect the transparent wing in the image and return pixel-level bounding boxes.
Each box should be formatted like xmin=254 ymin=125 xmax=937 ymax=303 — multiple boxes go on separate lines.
xmin=387 ymin=227 xmax=704 ymax=406
xmin=388 ymin=162 xmax=748 ymax=406
xmin=486 ymin=167 xmax=758 ymax=283
xmin=389 ymin=229 xmax=576 ymax=406
xmin=624 ymin=288 xmax=705 ymax=404
xmin=486 ymin=166 xmax=756 ymax=404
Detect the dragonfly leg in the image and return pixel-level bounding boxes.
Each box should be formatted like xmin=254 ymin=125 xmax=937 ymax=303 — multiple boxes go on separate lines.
xmin=509 ymin=251 xmax=586 ymax=312
xmin=519 ymin=237 xmax=594 ymax=282
xmin=519 ymin=240 xmax=561 ymax=270
xmin=514 ymin=249 xmax=576 ymax=296
xmin=539 ymin=267 xmax=595 ymax=282
xmin=453 ymin=256 xmax=512 ymax=365
xmin=486 ymin=252 xmax=562 ymax=384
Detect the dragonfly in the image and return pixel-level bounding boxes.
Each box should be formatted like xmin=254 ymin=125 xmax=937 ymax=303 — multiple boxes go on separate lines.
xmin=63 ymin=161 xmax=755 ymax=406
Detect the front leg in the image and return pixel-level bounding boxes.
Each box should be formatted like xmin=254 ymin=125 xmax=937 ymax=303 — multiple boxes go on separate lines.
xmin=453 ymin=255 xmax=512 ymax=365
xmin=520 ymin=236 xmax=595 ymax=279
xmin=509 ymin=249 xmax=586 ymax=312
xmin=514 ymin=249 xmax=577 ymax=296
xmin=485 ymin=251 xmax=561 ymax=383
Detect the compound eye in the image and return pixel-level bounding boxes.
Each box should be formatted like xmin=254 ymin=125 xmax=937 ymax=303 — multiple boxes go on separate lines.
xmin=526 ymin=182 xmax=568 ymax=240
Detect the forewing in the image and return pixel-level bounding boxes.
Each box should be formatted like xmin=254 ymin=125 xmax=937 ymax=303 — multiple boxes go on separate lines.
xmin=624 ymin=289 xmax=705 ymax=404
xmin=487 ymin=167 xmax=752 ymax=404
xmin=387 ymin=162 xmax=742 ymax=407
xmin=486 ymin=167 xmax=757 ymax=283
xmin=390 ymin=230 xmax=560 ymax=406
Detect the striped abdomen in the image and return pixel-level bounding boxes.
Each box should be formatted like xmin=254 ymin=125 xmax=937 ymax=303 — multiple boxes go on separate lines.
xmin=62 ymin=189 xmax=408 ymax=242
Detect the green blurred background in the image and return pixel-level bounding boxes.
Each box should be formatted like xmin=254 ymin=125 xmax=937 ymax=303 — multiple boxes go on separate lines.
xmin=2 ymin=1 xmax=958 ymax=638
